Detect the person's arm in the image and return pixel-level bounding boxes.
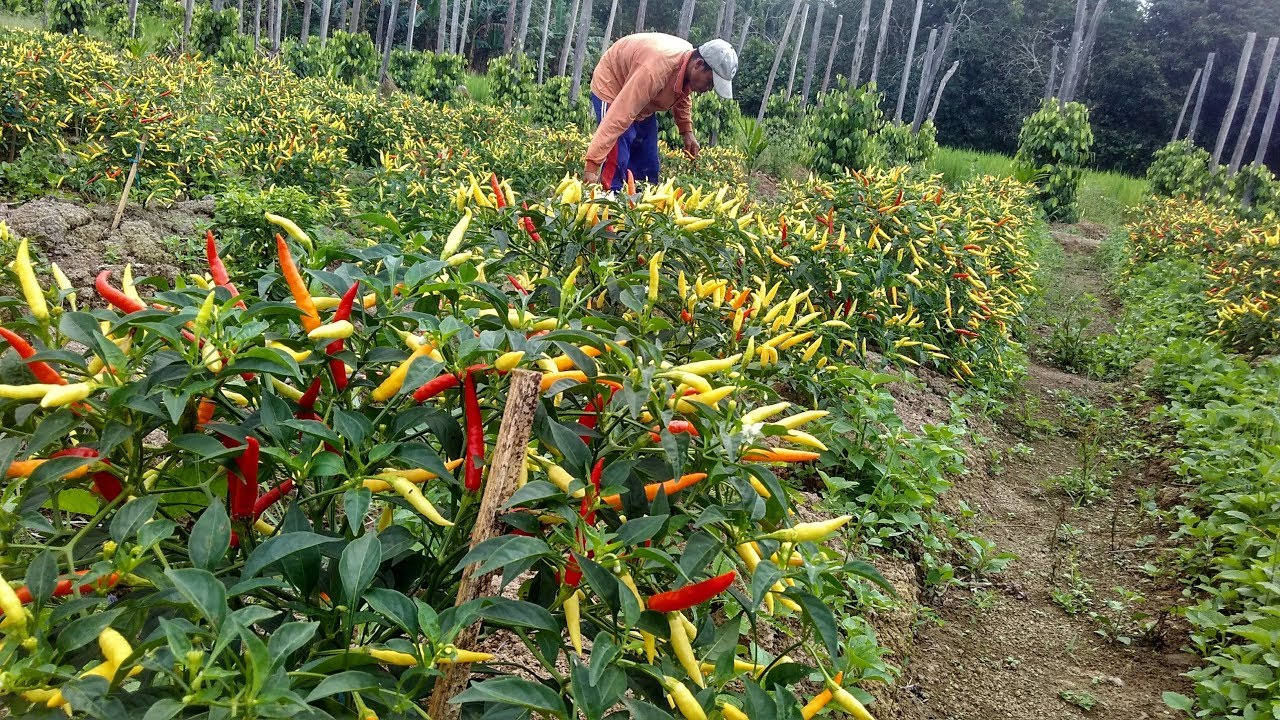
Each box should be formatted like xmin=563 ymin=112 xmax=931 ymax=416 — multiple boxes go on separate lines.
xmin=672 ymin=92 xmax=699 ymax=158
xmin=585 ymin=70 xmax=660 ymax=180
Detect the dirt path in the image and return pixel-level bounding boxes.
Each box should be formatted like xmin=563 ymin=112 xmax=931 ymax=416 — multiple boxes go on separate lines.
xmin=892 ymin=226 xmax=1198 ymax=720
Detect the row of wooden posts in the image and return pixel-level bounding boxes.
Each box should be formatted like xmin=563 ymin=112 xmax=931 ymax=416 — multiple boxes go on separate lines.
xmin=1172 ymin=32 xmax=1280 ymax=178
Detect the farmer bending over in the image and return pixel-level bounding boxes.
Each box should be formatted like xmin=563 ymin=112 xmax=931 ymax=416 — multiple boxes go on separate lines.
xmin=584 ymin=34 xmax=738 ymax=190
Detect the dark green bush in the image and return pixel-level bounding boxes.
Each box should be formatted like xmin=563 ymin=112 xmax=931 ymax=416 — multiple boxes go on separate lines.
xmin=1014 ymin=100 xmax=1094 ymax=222
xmin=807 ymin=78 xmax=883 ymax=177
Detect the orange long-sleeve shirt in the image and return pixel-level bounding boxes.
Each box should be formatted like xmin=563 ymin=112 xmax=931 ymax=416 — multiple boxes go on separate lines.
xmin=585 ymin=33 xmax=696 ymax=171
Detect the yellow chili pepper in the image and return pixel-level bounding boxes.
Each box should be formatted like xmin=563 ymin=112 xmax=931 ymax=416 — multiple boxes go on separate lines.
xmin=494 ymin=350 xmax=525 ymax=372
xmin=388 ymin=476 xmax=453 ymax=527
xmin=776 ymin=410 xmax=829 ymax=429
xmin=672 ymin=354 xmax=742 ymax=376
xmin=722 ymin=704 xmax=750 ymax=720
xmin=13 ymin=239 xmax=48 ymax=322
xmin=648 ymin=250 xmax=664 ymax=302
xmin=657 ymin=370 xmax=713 ymax=394
xmin=564 ymin=589 xmax=583 ymax=655
xmin=741 ymin=401 xmax=791 ymax=426
xmin=673 ymin=385 xmax=736 ymax=412
xmin=371 ymin=345 xmax=432 ymax=402
xmin=40 ymin=382 xmax=94 ymax=409
xmin=50 ymin=262 xmax=75 ymax=311
xmin=800 ymin=337 xmax=823 ymax=363
xmin=264 ymin=212 xmax=314 ymax=251
xmin=440 ymin=209 xmax=472 ymax=258
xmin=660 ymin=675 xmax=708 ymax=720
xmin=0 ymin=383 xmax=58 ymax=400
xmin=783 ymin=429 xmax=828 ymax=451
xmin=377 ymin=504 xmax=395 ymax=531
xmin=760 ymin=515 xmax=853 ymax=543
xmin=0 ymin=570 xmax=31 ymax=633
xmin=308 ymin=320 xmax=354 ymax=340
xmin=830 ymin=685 xmax=876 ymax=720
xmin=193 ymin=289 xmax=217 ymax=340
xmin=667 ymin=612 xmax=704 ymax=687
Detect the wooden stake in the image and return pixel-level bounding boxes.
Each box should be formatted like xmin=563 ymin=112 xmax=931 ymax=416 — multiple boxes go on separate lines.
xmin=1058 ymin=0 xmax=1087 ymax=110
xmin=1212 ymin=32 xmax=1257 ymax=169
xmin=786 ymin=2 xmax=810 ymax=98
xmin=1252 ymin=56 xmax=1280 ymax=166
xmin=909 ymin=27 xmax=937 ymax=132
xmin=927 ymin=60 xmax=959 ymax=122
xmin=1044 ymin=44 xmax=1059 ymax=100
xmin=536 ymin=0 xmax=552 ymax=82
xmin=822 ymin=13 xmax=844 ymax=94
xmin=1188 ymin=52 xmax=1215 ymax=142
xmin=1229 ymin=36 xmax=1278 ymax=174
xmin=424 ymin=369 xmax=543 ymax=720
xmin=1172 ymin=66 xmax=1202 ymax=142
xmin=756 ymin=0 xmax=802 ymax=122
xmin=849 ymin=0 xmax=872 ymax=85
xmin=600 ymin=0 xmax=618 ymax=55
xmin=111 ymin=133 xmax=148 ymax=232
xmin=735 ymin=15 xmax=751 ymax=54
xmin=892 ymin=0 xmax=923 ymax=122
xmin=800 ymin=1 xmax=824 ymax=106
xmin=868 ymin=0 xmax=893 ymax=86
xmin=1067 ymin=0 xmax=1107 ymax=100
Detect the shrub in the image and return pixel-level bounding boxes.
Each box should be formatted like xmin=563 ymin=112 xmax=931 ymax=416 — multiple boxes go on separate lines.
xmin=876 ymin=120 xmax=938 ymax=167
xmin=530 ymin=75 xmax=591 ymax=130
xmin=657 ymin=93 xmax=743 ymax=149
xmin=215 ymin=184 xmax=341 ymax=255
xmin=1146 ymin=139 xmax=1212 ymax=199
xmin=189 ymin=6 xmax=239 ymax=57
xmin=486 ymin=52 xmax=537 ymax=108
xmin=388 ymin=48 xmax=462 ymax=102
xmin=1014 ymin=100 xmax=1094 ymax=222
xmin=807 ymin=78 xmax=884 ymax=177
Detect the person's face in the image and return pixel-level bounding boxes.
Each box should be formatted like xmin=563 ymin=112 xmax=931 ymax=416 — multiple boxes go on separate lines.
xmin=686 ymin=58 xmax=715 ymax=93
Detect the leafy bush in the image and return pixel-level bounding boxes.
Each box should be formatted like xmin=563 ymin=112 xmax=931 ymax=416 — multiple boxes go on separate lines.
xmin=189 ymin=6 xmax=238 ymax=57
xmin=486 ymin=52 xmax=537 ymax=108
xmin=387 ymin=48 xmax=462 ymax=102
xmin=807 ymin=78 xmax=884 ymax=177
xmin=658 ymin=93 xmax=743 ymax=149
xmin=876 ymin=121 xmax=938 ymax=167
xmin=215 ymin=184 xmax=342 ymax=255
xmin=1145 ymin=139 xmax=1212 ymax=199
xmin=529 ymin=75 xmax=591 ymax=130
xmin=1014 ymin=100 xmax=1094 ymax=222
xmin=47 ymin=0 xmax=89 ymax=34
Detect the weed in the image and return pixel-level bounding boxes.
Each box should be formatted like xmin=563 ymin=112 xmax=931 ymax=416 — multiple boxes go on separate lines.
xmin=1059 ymin=690 xmax=1100 ymax=711
xmin=1052 ymin=554 xmax=1093 ymax=615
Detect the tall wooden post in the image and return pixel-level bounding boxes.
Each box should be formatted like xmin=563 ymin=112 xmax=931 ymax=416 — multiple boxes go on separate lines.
xmin=181 ymin=0 xmax=194 ymax=53
xmin=893 ymin=0 xmax=924 ymax=122
xmin=757 ymin=0 xmax=803 ymax=122
xmin=927 ymin=60 xmax=958 ymax=121
xmin=1212 ymin=32 xmax=1257 ymax=169
xmin=635 ymin=0 xmax=646 ymax=33
xmin=557 ymin=0 xmax=582 ymax=76
xmin=349 ymin=0 xmax=362 ymax=32
xmin=822 ymin=13 xmax=844 ymax=94
xmin=449 ymin=0 xmax=461 ymax=52
xmin=868 ymin=0 xmax=893 ymax=86
xmin=800 ymin=2 xmax=824 ymax=106
xmin=909 ymin=28 xmax=937 ymax=131
xmin=515 ymin=0 xmax=534 ymax=52
xmin=424 ymin=370 xmax=543 ymax=720
xmin=380 ymin=0 xmax=399 ymax=79
xmin=1229 ymin=36 xmax=1278 ymax=174
xmin=301 ymin=0 xmax=314 ymax=41
xmin=1172 ymin=67 xmax=1202 ymax=142
xmin=735 ymin=15 xmax=751 ymax=54
xmin=677 ymin=0 xmax=696 ymax=39
xmin=1252 ymin=57 xmax=1280 ymax=166
xmin=1043 ymin=44 xmax=1060 ymax=100
xmin=1187 ymin=52 xmax=1215 ymax=142
xmin=1058 ymin=0 xmax=1087 ymax=109
xmin=600 ymin=0 xmax=618 ymax=54
xmin=568 ymin=0 xmax=593 ymax=103
xmin=436 ymin=0 xmax=447 ymax=51
xmin=319 ymin=0 xmax=333 ymax=43
xmin=537 ymin=0 xmax=552 ymax=82
xmin=713 ymin=0 xmax=725 ymax=40
xmin=403 ymin=0 xmax=416 ymax=49
xmin=458 ymin=0 xmax=472 ymax=57
xmin=786 ymin=3 xmax=811 ymax=98
xmin=502 ymin=0 xmax=517 ymax=52
xmin=1067 ymin=0 xmax=1107 ymax=100
xmin=849 ymin=0 xmax=872 ymax=85
xmin=724 ymin=0 xmax=736 ymax=41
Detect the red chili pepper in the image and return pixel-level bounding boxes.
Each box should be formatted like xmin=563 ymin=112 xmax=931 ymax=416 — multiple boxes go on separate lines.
xmin=205 ymin=231 xmax=246 ymax=309
xmin=954 ymin=328 xmax=979 ymax=338
xmin=520 ymin=203 xmax=541 ymax=243
xmin=952 ymin=273 xmax=970 ymax=280
xmin=298 ymin=377 xmax=323 ymax=415
xmin=894 ymin=189 xmax=904 ymax=207
xmin=647 ymin=570 xmax=737 ymax=612
xmin=0 ymin=327 xmax=67 ymax=385
xmin=462 ymin=369 xmax=484 ymax=492
xmin=413 ymin=370 xmax=461 ymax=402
xmin=229 ymin=436 xmax=260 ymax=520
xmin=327 ymin=281 xmax=360 ymax=391
xmin=95 ymin=270 xmax=146 ymax=314
xmin=253 ymin=478 xmax=293 ymax=518
xmin=507 ymin=274 xmax=529 ymax=295
xmin=9 ymin=570 xmax=120 ymax=607
xmin=578 ymin=458 xmax=604 ymax=526
xmin=50 ymin=447 xmax=122 ymax=501
xmin=779 ymin=215 xmax=788 ymax=243
xmin=626 ymin=170 xmax=636 ymax=196
xmin=648 ymin=420 xmax=699 ymax=443
xmin=680 ymin=309 xmax=693 ymax=323
xmin=490 ymin=174 xmax=506 ymax=209
xmin=560 ymin=554 xmax=583 ymax=588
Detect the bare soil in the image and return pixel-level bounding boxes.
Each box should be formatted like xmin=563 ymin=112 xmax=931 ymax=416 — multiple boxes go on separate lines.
xmin=881 ymin=225 xmax=1196 ymax=720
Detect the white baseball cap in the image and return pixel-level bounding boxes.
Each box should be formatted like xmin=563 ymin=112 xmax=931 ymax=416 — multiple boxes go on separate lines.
xmin=698 ymin=39 xmax=738 ymax=99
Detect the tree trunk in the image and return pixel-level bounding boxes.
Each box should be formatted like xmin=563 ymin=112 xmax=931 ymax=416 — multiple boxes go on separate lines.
xmin=275 ymin=0 xmax=285 ymax=51
xmin=1212 ymin=32 xmax=1257 ymax=169
xmin=436 ymin=0 xmax=446 ymax=51
xmin=927 ymin=60 xmax=958 ymax=121
xmin=757 ymin=0 xmax=803 ymax=122
xmin=1252 ymin=56 xmax=1280 ymax=165
xmin=301 ymin=0 xmax=314 ymax=40
xmin=1229 ymin=36 xmax=1278 ymax=174
xmin=458 ymin=0 xmax=472 ymax=56
xmin=1044 ymin=44 xmax=1060 ymax=99
xmin=236 ymin=0 xmax=243 ymax=33
xmin=822 ymin=13 xmax=843 ymax=94
xmin=558 ymin=0 xmax=582 ymax=76
xmin=601 ymin=0 xmax=618 ymax=54
xmin=319 ymin=0 xmax=333 ymax=42
xmin=449 ymin=0 xmax=461 ymax=52
xmin=503 ymin=0 xmax=517 ymax=52
xmin=254 ymin=0 xmax=263 ymax=49
xmin=349 ymin=0 xmax=362 ymax=32
xmin=786 ymin=3 xmax=809 ymax=98
xmin=1057 ymin=0 xmax=1087 ymax=110
xmin=181 ymin=0 xmax=194 ymax=53
xmin=635 ymin=0 xmax=646 ymax=33
xmin=404 ymin=0 xmax=416 ymax=49
xmin=735 ymin=15 xmax=750 ymax=54
xmin=516 ymin=0 xmax=534 ymax=53
xmin=713 ymin=0 xmax=724 ymax=40
xmin=1171 ymin=67 xmax=1202 ymax=141
xmin=930 ymin=17 xmax=955 ymax=87
xmin=1067 ymin=0 xmax=1107 ymax=100
xmin=537 ymin=0 xmax=552 ymax=81
xmin=381 ymin=0 xmax=399 ymax=78
xmin=892 ymin=0 xmax=923 ymax=122
xmin=723 ymin=0 xmax=735 ymax=41
xmin=868 ymin=0 xmax=893 ymax=86
xmin=800 ymin=2 xmax=823 ymax=106
xmin=677 ymin=0 xmax=696 ymax=39
xmin=340 ymin=0 xmax=349 ymax=35
xmin=1188 ymin=52 xmax=1215 ymax=142
xmin=569 ymin=0 xmax=593 ymax=103
xmin=376 ymin=0 xmax=388 ymax=50
xmin=910 ymin=28 xmax=937 ymax=131
xmin=849 ymin=0 xmax=871 ymax=85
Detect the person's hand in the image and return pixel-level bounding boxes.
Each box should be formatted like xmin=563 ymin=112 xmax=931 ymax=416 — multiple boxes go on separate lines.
xmin=681 ymin=131 xmax=701 ymax=159
xmin=583 ymin=166 xmax=602 ymax=185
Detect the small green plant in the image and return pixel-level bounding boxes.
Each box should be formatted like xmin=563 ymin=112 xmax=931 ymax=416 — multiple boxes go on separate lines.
xmin=807 ymin=77 xmax=884 ymax=177
xmin=1146 ymin=139 xmax=1212 ymax=199
xmin=1059 ymin=690 xmax=1099 ymax=711
xmin=733 ymin=116 xmax=768 ymax=170
xmin=1052 ymin=554 xmax=1093 ymax=615
xmin=486 ymin=53 xmax=535 ymax=107
xmin=1014 ymin=99 xmax=1094 ymax=222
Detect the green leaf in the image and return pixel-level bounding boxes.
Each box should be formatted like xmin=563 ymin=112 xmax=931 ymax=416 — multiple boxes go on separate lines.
xmin=141 ymin=699 xmax=186 ymax=720
xmin=305 ymin=670 xmax=381 ymax=702
xmin=24 ymin=551 xmax=57 ymax=607
xmin=615 ymin=515 xmax=668 ymax=547
xmin=267 ymin=621 xmax=319 ymax=668
xmin=340 ymin=530 xmax=383 ymax=606
xmin=242 ymin=531 xmax=338 ymax=580
xmin=451 ymin=676 xmax=568 ymax=718
xmin=452 ymin=535 xmax=552 ymax=576
xmin=167 ymin=568 xmax=228 ymax=626
xmin=795 ymin=590 xmax=841 ymax=662
xmin=365 ymin=588 xmax=418 ymax=634
xmin=110 ymin=496 xmax=158 ymax=543
xmin=1161 ymin=692 xmax=1194 ymax=713
xmin=189 ymin=500 xmax=232 ymax=570
xmin=57 ymin=609 xmax=124 ymax=651
xmin=343 ymin=488 xmax=372 ymax=531
xmin=479 ymin=598 xmax=559 ymax=632
xmin=170 ymin=433 xmax=235 ymax=459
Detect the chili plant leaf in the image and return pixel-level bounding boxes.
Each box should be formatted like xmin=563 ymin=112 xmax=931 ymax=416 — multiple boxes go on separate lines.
xmin=451 ymin=676 xmax=568 ymax=718
xmin=339 ymin=530 xmax=382 ymax=607
xmin=166 ymin=568 xmax=228 ymax=627
xmin=189 ymin=500 xmax=232 ymax=570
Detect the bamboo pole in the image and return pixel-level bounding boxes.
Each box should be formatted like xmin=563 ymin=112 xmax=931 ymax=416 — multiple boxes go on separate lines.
xmin=757 ymin=0 xmax=803 ymax=122
xmin=893 ymin=0 xmax=923 ymax=122
xmin=319 ymin=0 xmax=333 ymax=43
xmin=301 ymin=0 xmax=314 ymax=41
xmin=786 ymin=3 xmax=810 ymax=98
xmin=800 ymin=2 xmax=824 ymax=106
xmin=1252 ymin=58 xmax=1280 ymax=166
xmin=537 ymin=0 xmax=552 ymax=82
xmin=1172 ymin=67 xmax=1202 ymax=142
xmin=724 ymin=0 xmax=735 ymax=41
xmin=112 ymin=134 xmax=149 ymax=232
xmin=1187 ymin=52 xmax=1215 ymax=142
xmin=635 ymin=0 xmax=646 ymax=33
xmin=568 ymin=0 xmax=593 ymax=103
xmin=503 ymin=0 xmax=517 ymax=52
xmin=927 ymin=60 xmax=958 ymax=121
xmin=1229 ymin=36 xmax=1278 ymax=174
xmin=822 ymin=13 xmax=843 ymax=94
xmin=1212 ymin=32 xmax=1257 ymax=169
xmin=868 ymin=0 xmax=892 ymax=86
xmin=849 ymin=0 xmax=871 ymax=85
xmin=423 ymin=370 xmax=543 ymax=720
xmin=404 ymin=0 xmax=416 ymax=49
xmin=557 ymin=0 xmax=582 ymax=76
xmin=600 ymin=0 xmax=617 ymax=54
xmin=735 ymin=15 xmax=751 ymax=54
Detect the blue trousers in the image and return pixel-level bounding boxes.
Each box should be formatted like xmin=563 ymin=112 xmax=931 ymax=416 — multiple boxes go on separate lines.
xmin=591 ymin=93 xmax=661 ymax=191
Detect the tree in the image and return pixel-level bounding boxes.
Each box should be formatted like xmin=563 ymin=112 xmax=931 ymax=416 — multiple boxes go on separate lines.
xmin=349 ymin=0 xmax=362 ymax=32
xmin=558 ymin=0 xmax=582 ymax=75
xmin=182 ymin=0 xmax=194 ymax=52
xmin=800 ymin=2 xmax=823 ymax=106
xmin=320 ymin=0 xmax=334 ymax=43
xmin=569 ymin=0 xmax=594 ymax=102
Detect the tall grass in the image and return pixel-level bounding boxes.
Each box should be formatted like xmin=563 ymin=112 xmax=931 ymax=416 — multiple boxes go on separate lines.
xmin=463 ymin=73 xmax=491 ymax=104
xmin=927 ymin=146 xmax=1148 ymax=228
xmin=0 ymin=10 xmax=43 ymax=31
